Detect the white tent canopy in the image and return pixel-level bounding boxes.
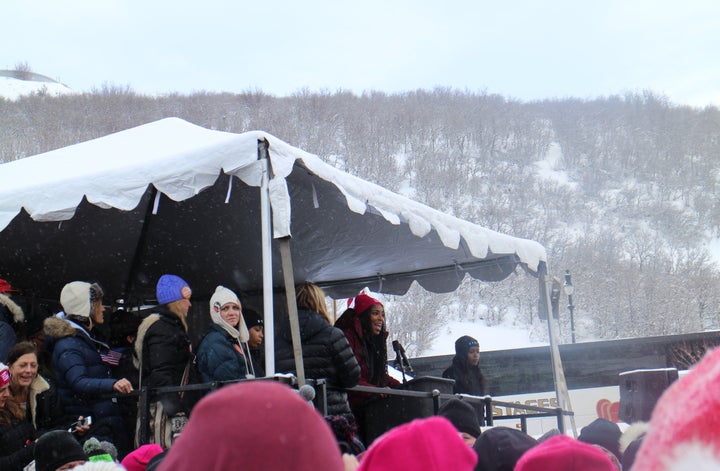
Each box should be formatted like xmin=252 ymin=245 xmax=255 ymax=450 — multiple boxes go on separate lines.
xmin=0 ymin=118 xmax=566 ymax=418
xmin=0 ymin=117 xmax=546 ymax=302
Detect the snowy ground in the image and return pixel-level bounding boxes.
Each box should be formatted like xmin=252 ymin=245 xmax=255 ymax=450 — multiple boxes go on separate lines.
xmin=423 ymin=319 xmax=547 ymax=356
xmin=0 ymin=76 xmax=74 ymax=100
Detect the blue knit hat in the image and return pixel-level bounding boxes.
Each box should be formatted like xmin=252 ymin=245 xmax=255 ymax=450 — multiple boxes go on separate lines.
xmin=156 ymin=274 xmax=192 ymax=305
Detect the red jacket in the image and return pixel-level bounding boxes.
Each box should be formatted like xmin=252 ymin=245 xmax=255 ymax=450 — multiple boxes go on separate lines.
xmin=334 ymin=310 xmax=400 ymax=409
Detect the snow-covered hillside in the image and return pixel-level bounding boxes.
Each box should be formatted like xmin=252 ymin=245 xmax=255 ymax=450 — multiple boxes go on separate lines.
xmin=424 ymin=319 xmax=546 ymax=356
xmin=0 ymin=72 xmax=74 ymax=100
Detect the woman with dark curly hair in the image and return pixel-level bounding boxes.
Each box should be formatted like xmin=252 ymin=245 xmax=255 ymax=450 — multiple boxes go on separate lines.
xmin=334 ymin=291 xmax=401 ymax=410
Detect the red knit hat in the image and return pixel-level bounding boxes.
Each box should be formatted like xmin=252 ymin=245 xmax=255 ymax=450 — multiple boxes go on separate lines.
xmin=357 ymin=416 xmax=477 ymax=471
xmin=157 ymin=381 xmax=343 ymax=471
xmin=632 ymin=347 xmax=720 ymax=470
xmin=515 ymin=435 xmax=616 ymax=471
xmin=349 ymin=292 xmax=383 ymax=316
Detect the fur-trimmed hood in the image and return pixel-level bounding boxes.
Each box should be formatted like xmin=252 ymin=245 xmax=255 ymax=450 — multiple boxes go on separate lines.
xmin=133 ymin=313 xmax=160 ymax=369
xmin=620 ymin=421 xmax=649 ymax=453
xmin=0 ymin=293 xmax=24 ymax=323
xmin=43 ymin=316 xmax=77 ymax=340
xmin=28 ymin=374 xmax=51 ymax=429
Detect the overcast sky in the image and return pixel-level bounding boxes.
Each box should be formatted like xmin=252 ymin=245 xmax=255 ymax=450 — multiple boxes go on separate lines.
xmin=3 ymin=0 xmax=719 ymax=107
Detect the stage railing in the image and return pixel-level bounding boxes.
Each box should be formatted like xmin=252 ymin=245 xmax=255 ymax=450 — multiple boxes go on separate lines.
xmin=125 ymin=376 xmax=572 ymax=444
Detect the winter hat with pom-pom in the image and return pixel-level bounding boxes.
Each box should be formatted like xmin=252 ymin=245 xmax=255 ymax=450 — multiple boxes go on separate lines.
xmin=156 ymin=274 xmax=191 ymax=305
xmin=632 ymin=346 xmax=720 ymax=470
xmin=83 ymin=437 xmax=114 ymax=462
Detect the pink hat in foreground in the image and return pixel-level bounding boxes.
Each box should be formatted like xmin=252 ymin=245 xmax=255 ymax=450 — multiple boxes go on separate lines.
xmin=157 ymin=381 xmax=343 ymax=471
xmin=632 ymin=347 xmax=720 ymax=470
xmin=121 ymin=444 xmax=163 ymax=471
xmin=515 ymin=435 xmax=616 ymax=471
xmin=357 ymin=416 xmax=477 ymax=471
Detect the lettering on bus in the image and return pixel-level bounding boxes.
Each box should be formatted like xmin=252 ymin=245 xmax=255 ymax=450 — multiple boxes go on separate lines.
xmin=492 ymin=397 xmax=559 ymax=417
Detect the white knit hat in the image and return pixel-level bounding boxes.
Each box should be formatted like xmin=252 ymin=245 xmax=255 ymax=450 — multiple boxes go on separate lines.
xmin=60 ymin=281 xmax=94 ymax=317
xmin=209 ymin=286 xmax=249 ymax=342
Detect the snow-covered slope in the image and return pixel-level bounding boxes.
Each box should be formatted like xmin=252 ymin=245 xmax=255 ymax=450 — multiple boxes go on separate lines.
xmin=0 ymin=74 xmax=74 ymax=100
xmin=424 ymin=319 xmax=546 ymax=356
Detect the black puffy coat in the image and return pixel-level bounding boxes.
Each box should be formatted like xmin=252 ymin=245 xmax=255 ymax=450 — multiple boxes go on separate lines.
xmin=135 ymin=307 xmax=198 ymax=415
xmin=276 ymin=309 xmax=361 ymax=416
xmin=0 ymin=411 xmax=36 ymax=471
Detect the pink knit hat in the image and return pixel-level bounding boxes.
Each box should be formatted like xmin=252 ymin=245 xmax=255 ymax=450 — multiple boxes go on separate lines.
xmin=121 ymin=444 xmax=163 ymax=471
xmin=515 ymin=435 xmax=616 ymax=471
xmin=357 ymin=416 xmax=477 ymax=471
xmin=632 ymin=347 xmax=720 ymax=470
xmin=0 ymin=363 xmax=10 ymax=388
xmin=157 ymin=381 xmax=343 ymax=471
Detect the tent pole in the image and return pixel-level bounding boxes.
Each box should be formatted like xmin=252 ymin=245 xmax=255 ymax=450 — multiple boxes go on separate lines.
xmin=538 ymin=261 xmax=577 ymax=437
xmin=278 ymin=237 xmax=306 ymax=386
xmin=259 ymin=138 xmax=275 ymax=376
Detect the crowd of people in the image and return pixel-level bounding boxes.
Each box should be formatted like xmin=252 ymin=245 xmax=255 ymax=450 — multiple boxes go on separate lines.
xmin=1 ymin=275 xmax=719 ymax=470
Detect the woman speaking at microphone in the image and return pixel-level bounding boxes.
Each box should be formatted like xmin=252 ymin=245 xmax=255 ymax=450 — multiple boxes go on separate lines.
xmin=335 ymin=291 xmax=401 ymax=412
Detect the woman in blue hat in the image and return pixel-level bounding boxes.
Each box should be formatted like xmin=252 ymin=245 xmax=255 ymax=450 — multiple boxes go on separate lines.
xmin=134 ymin=274 xmax=198 ymax=449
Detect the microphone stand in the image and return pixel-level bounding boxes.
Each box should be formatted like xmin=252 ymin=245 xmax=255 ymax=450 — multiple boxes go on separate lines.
xmin=393 ymin=342 xmax=408 ymax=384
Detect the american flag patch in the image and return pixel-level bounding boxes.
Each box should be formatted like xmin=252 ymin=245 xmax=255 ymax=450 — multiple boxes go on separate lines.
xmin=100 ymin=349 xmax=122 ymax=366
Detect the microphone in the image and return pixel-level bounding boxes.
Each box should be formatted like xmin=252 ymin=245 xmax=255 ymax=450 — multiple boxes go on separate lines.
xmin=298 ymin=384 xmax=316 ymax=403
xmin=392 ymin=340 xmax=413 ymax=373
xmin=392 ymin=340 xmax=403 ymax=370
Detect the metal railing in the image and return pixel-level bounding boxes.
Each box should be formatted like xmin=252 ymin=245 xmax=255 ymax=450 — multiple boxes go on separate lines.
xmin=342 ymin=384 xmax=573 ymax=435
xmin=125 ymin=377 xmax=572 ymax=444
